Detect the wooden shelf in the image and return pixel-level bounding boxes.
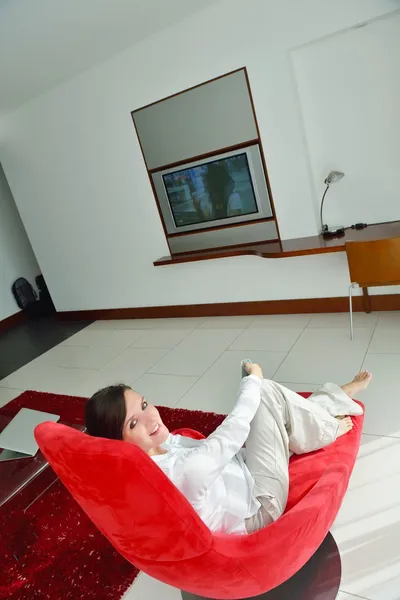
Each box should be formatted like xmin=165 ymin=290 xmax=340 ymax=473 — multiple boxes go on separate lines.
xmin=154 ymin=221 xmax=400 ymax=266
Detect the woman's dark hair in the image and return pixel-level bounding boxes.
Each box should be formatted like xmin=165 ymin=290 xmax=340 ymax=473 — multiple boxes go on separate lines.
xmin=85 ymin=384 xmax=131 ymax=440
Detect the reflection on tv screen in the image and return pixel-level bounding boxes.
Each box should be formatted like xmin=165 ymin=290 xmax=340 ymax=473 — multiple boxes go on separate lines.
xmin=162 ymin=153 xmax=258 ymax=228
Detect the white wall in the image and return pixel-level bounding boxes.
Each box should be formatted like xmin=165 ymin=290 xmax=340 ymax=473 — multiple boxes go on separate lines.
xmin=292 ymin=12 xmax=400 ymax=229
xmin=0 ymin=0 xmax=398 ymax=312
xmin=0 ymin=164 xmax=40 ymax=320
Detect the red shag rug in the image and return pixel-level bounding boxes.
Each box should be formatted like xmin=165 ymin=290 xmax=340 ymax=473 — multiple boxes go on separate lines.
xmin=0 ymin=391 xmax=225 ymax=600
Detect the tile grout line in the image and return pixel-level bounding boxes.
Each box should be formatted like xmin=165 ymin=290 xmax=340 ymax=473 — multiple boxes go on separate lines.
xmin=5 ymin=324 xmax=173 ymax=395
xmin=339 ymin=589 xmax=371 ymax=600
xmin=32 ymin=319 xmax=205 ymax=397
xmin=179 ymin=317 xmax=311 ymax=400
xmin=169 ymin=326 xmax=252 ymax=408
xmin=28 ymin=325 xmax=145 ymax=390
xmin=137 ymin=321 xmax=208 ymax=381
xmin=367 ymin=351 xmax=400 ymax=355
xmin=362 ymin=431 xmax=400 ymax=440
xmin=149 ymin=328 xmax=246 ymax=378
xmin=270 ymin=316 xmax=312 ymax=380
xmin=79 ymin=315 xmax=311 ymax=390
xmin=359 ymin=313 xmax=379 ymax=372
xmin=242 ymin=315 xmax=259 ymax=333
xmin=0 ymin=385 xmax=25 ymax=391
xmin=271 ymin=316 xmax=380 ymax=384
xmin=56 ymin=342 xmax=139 ymax=390
xmin=75 ymin=324 xmax=194 ymax=390
xmin=227 ymin=314 xmax=312 ymax=381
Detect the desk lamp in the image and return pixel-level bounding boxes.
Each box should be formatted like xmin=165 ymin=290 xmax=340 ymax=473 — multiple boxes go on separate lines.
xmin=320 ymin=171 xmax=345 ymax=238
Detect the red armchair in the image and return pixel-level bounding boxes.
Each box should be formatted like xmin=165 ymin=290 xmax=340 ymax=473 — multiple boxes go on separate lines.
xmin=35 ymin=400 xmax=363 ymax=599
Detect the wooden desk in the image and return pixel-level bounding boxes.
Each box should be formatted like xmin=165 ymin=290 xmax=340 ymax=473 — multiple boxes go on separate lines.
xmin=154 ymin=220 xmax=400 ymax=265
xmin=154 ymin=220 xmax=400 ymax=314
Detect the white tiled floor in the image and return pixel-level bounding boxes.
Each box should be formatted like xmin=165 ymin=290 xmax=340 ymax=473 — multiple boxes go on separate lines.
xmin=1 ymin=311 xmax=399 ymax=599
xmin=0 ymin=386 xmax=25 ymax=408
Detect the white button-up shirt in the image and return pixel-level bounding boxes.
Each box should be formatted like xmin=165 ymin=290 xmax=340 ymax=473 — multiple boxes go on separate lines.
xmin=152 ymin=375 xmax=262 ymax=534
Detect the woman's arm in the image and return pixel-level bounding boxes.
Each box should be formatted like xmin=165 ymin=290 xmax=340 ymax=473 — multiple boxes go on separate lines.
xmin=180 ymin=366 xmax=263 ymax=499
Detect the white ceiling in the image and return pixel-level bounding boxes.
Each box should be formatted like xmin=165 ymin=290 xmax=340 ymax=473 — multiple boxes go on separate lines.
xmin=0 ymin=0 xmax=220 ymax=115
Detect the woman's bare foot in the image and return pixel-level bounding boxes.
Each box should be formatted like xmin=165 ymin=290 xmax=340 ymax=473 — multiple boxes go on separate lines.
xmin=341 ymin=371 xmax=372 ymax=398
xmin=337 ymin=416 xmax=353 ymax=437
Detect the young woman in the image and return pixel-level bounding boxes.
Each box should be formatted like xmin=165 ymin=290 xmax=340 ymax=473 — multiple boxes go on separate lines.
xmin=85 ymin=363 xmax=371 ymax=534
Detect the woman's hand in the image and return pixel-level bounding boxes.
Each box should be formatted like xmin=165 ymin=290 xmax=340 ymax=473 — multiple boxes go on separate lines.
xmin=244 ymin=362 xmax=263 ymax=380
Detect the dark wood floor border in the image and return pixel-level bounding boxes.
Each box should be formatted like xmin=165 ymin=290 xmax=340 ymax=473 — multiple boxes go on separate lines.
xmin=0 ymin=310 xmax=26 ymax=334
xmin=58 ymin=294 xmax=400 ymax=321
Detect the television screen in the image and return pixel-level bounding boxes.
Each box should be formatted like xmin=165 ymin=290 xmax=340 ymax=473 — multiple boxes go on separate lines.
xmin=162 ymin=153 xmax=259 ymax=228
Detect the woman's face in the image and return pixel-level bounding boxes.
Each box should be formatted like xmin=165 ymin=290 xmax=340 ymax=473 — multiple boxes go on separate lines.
xmin=121 ymin=389 xmax=169 ymax=454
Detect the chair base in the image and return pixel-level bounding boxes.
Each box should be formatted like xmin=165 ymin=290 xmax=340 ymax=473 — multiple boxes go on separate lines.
xmin=181 ymin=532 xmax=341 ymax=600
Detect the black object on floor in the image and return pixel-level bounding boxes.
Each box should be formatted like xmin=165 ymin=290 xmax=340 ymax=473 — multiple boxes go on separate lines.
xmin=11 ymin=277 xmax=40 ymax=319
xmin=0 ymin=316 xmax=92 ymax=381
xmin=35 ymin=274 xmax=56 ymax=316
xmin=180 ymin=532 xmax=341 ymax=600
xmin=11 ymin=275 xmax=57 ymax=321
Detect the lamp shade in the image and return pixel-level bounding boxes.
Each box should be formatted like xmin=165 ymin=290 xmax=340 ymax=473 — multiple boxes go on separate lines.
xmin=324 ymin=171 xmax=345 ymax=185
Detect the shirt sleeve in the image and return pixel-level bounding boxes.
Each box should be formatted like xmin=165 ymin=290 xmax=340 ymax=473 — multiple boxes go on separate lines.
xmin=179 ymin=375 xmax=262 ymax=500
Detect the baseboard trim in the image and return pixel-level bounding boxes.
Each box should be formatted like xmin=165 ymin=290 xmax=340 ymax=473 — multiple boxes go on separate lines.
xmin=58 ymin=294 xmax=400 ymax=321
xmin=0 ymin=310 xmax=26 ymax=334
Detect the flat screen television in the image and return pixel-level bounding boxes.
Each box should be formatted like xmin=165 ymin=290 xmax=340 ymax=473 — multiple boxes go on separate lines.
xmin=151 ymin=144 xmax=273 ymax=235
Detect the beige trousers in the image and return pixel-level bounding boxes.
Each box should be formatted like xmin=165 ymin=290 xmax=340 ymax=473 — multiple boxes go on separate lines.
xmin=244 ymin=380 xmax=363 ymax=533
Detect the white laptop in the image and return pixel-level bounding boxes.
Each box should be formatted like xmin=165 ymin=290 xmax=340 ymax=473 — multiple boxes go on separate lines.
xmin=0 ymin=408 xmax=60 ymax=461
